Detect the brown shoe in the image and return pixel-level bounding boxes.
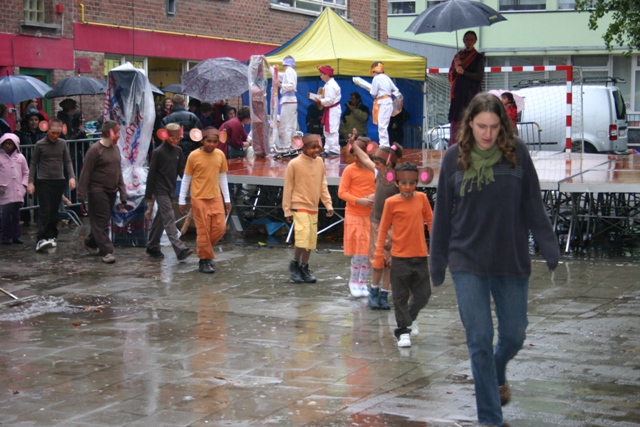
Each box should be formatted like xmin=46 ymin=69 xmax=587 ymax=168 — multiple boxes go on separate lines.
xmin=499 ymin=382 xmax=511 ymax=406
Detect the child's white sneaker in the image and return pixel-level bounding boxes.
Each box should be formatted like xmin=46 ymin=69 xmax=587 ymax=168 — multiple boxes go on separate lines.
xmin=410 ymin=325 xmax=419 ymax=337
xmin=359 ymin=284 xmax=369 ymax=297
xmin=349 ymin=282 xmax=362 ymax=298
xmin=397 ymin=333 xmax=411 ymax=348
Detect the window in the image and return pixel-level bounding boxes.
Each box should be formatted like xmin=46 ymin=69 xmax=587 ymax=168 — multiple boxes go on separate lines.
xmin=557 ymin=0 xmax=575 ymax=10
xmin=369 ymin=0 xmax=378 ymax=39
xmin=166 ymin=0 xmax=176 ymax=15
xmin=499 ymin=0 xmax=545 ymax=11
xmin=104 ymin=56 xmax=147 ymax=77
xmin=23 ymin=0 xmax=45 ymax=23
xmin=426 ymin=0 xmax=446 ymax=7
xmin=388 ymin=1 xmax=416 ymax=15
xmin=270 ymin=0 xmax=348 ymax=17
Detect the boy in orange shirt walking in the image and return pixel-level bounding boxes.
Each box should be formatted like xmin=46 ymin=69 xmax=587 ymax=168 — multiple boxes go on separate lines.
xmin=283 ymin=134 xmax=334 ymax=283
xmin=372 ymin=162 xmax=433 ymax=348
xmin=179 ymin=127 xmax=231 ymax=274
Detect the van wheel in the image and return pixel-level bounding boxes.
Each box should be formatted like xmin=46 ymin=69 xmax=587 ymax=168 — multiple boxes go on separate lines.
xmin=572 ymin=141 xmax=598 ymax=153
xmin=584 ymin=143 xmax=598 ymax=153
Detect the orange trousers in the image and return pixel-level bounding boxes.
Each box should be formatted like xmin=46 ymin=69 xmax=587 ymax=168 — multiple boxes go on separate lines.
xmin=191 ymin=197 xmax=226 ymax=260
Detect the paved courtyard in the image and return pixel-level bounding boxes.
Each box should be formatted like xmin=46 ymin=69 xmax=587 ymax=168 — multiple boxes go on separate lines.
xmin=1 ymin=224 xmax=639 ymax=426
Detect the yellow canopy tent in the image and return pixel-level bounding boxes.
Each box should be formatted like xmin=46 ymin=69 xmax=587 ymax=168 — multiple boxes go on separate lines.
xmin=265 ymin=8 xmax=426 ymax=81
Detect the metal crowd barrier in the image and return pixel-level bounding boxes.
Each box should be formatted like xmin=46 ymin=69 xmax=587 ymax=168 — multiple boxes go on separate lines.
xmin=18 ymin=137 xmax=100 ymax=226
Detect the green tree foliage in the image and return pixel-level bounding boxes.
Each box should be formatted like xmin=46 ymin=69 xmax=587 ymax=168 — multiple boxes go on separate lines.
xmin=574 ymin=0 xmax=640 ymax=54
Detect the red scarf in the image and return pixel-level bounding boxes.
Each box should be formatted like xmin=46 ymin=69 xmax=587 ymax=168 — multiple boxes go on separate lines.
xmin=321 ymin=103 xmax=339 ymax=132
xmin=448 ymin=48 xmax=479 ymax=100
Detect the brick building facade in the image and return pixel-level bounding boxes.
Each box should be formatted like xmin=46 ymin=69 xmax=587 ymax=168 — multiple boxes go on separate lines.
xmin=1 ymin=0 xmax=387 ymax=123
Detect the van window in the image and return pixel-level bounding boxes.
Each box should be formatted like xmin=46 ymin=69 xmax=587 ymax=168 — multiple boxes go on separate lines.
xmin=612 ymin=90 xmax=627 ymax=121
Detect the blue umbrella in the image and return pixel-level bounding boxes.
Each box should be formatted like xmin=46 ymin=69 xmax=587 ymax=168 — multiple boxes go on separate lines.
xmin=0 ymin=74 xmax=53 ymax=105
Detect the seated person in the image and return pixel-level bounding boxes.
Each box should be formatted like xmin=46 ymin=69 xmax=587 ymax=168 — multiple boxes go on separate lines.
xmin=339 ymin=92 xmax=369 ymax=146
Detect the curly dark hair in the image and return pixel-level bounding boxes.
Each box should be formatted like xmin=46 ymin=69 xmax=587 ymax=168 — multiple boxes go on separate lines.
xmin=456 ymin=93 xmax=516 ymax=171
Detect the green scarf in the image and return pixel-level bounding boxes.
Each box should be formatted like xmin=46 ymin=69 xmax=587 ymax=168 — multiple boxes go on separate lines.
xmin=460 ymin=144 xmax=503 ymax=197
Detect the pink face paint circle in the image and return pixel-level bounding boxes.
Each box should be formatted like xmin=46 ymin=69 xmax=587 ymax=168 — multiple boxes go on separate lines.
xmin=386 ymin=171 xmax=395 ymax=182
xmin=190 ymin=128 xmax=202 ymax=142
xmin=156 ymin=129 xmax=169 ymax=141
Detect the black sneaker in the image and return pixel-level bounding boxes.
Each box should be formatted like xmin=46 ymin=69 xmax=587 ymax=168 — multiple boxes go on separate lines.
xmin=12 ymin=238 xmax=24 ymax=244
xmin=299 ymin=263 xmax=317 ymax=283
xmin=177 ymin=248 xmax=193 ymax=261
xmin=289 ymin=260 xmax=304 ymax=283
xmin=199 ymin=259 xmax=215 ymax=274
xmin=146 ymin=247 xmax=164 ymax=258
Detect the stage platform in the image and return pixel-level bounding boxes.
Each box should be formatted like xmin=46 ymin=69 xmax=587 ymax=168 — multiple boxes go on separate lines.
xmin=226 ymin=149 xmax=640 ymax=251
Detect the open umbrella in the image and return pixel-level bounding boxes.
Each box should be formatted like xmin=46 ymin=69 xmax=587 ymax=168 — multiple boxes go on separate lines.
xmin=0 ymin=74 xmax=53 ymax=105
xmin=46 ymin=75 xmax=106 ymax=98
xmin=149 ymin=83 xmax=165 ymax=97
xmin=181 ymin=57 xmax=249 ymax=101
xmin=161 ymin=83 xmax=184 ymax=94
xmin=406 ymin=0 xmax=506 ymax=48
xmin=488 ymin=89 xmax=525 ymax=112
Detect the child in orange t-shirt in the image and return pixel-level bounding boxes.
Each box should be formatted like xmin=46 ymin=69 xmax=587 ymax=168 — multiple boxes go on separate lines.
xmin=178 ymin=127 xmax=231 ymax=274
xmin=372 ymin=162 xmax=433 ymax=348
xmin=338 ymin=137 xmax=376 ymax=298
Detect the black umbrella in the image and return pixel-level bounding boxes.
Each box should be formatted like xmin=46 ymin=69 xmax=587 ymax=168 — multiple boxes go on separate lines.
xmin=406 ymin=0 xmax=506 ymax=48
xmin=161 ymin=83 xmax=184 ymax=94
xmin=149 ymin=83 xmax=165 ymax=97
xmin=46 ymin=75 xmax=106 ymax=98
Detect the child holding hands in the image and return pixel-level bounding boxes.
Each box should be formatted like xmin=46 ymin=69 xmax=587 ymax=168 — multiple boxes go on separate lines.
xmin=372 ymin=162 xmax=433 ymax=348
xmin=338 ymin=136 xmax=376 ymax=297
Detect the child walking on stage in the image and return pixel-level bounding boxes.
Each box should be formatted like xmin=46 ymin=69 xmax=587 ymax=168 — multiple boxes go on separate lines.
xmin=145 ymin=123 xmax=193 ymax=261
xmin=178 ymin=127 xmax=231 ymax=274
xmin=372 ymin=162 xmax=433 ymax=348
xmin=338 ymin=136 xmax=376 ymax=297
xmin=351 ymin=135 xmax=403 ymax=310
xmin=283 ymin=134 xmax=334 ymax=283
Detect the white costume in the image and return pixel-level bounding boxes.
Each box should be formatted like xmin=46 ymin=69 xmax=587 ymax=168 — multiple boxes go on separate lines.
xmin=319 ymin=77 xmax=342 ymax=154
xmin=370 ymin=73 xmax=398 ymax=147
xmin=269 ymin=64 xmax=298 ymax=150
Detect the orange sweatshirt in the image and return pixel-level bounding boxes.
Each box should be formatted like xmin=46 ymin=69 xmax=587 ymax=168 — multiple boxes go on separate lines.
xmin=283 ymin=154 xmax=332 ymax=217
xmin=372 ymin=192 xmax=433 ymax=269
xmin=338 ymin=163 xmax=376 ymax=217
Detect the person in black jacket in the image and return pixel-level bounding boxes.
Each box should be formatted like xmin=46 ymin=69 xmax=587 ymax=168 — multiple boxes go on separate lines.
xmin=161 ymin=94 xmax=202 ymax=158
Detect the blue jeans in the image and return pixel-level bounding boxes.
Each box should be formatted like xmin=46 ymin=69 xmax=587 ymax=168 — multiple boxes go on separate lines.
xmin=451 ymin=271 xmax=529 ymax=426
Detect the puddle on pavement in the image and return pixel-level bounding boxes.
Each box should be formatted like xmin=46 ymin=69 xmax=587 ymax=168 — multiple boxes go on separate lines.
xmin=0 ymin=295 xmax=110 ymax=322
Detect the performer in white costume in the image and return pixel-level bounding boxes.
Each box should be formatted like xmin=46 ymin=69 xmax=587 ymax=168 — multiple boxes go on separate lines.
xmin=370 ymin=61 xmax=398 ymax=147
xmin=263 ymin=55 xmax=298 ymax=150
xmin=315 ymin=65 xmax=342 ymax=156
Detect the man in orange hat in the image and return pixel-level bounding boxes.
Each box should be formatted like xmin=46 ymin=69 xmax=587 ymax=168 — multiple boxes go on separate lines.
xmin=314 ymin=65 xmax=341 ymax=156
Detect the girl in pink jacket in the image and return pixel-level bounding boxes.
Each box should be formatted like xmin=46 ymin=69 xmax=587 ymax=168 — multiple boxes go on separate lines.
xmin=0 ymin=133 xmax=29 ymax=244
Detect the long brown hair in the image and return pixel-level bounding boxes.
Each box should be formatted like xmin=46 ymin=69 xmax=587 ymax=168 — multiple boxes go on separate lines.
xmin=456 ymin=92 xmax=516 ymax=171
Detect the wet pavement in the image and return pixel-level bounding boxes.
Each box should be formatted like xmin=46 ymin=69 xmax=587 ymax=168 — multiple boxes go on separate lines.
xmin=1 ymin=223 xmax=640 ymax=427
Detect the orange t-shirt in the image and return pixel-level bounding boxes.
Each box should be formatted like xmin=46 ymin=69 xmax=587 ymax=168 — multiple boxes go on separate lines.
xmin=338 ymin=163 xmax=376 ymax=217
xmin=184 ymin=148 xmax=228 ymax=200
xmin=372 ymin=192 xmax=433 ymax=269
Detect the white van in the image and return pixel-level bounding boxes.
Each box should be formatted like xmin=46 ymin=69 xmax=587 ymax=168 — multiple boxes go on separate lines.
xmin=513 ymin=82 xmax=628 ymax=153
